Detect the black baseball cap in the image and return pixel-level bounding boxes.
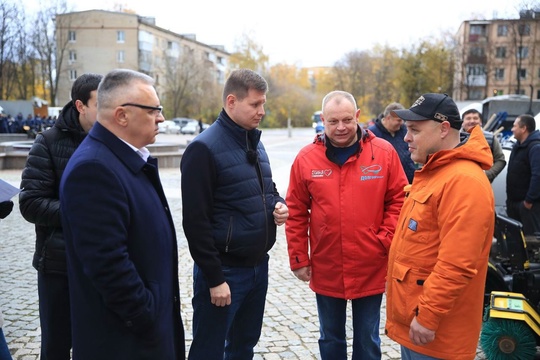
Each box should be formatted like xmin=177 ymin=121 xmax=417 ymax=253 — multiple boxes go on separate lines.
xmin=392 ymin=93 xmax=462 ymax=130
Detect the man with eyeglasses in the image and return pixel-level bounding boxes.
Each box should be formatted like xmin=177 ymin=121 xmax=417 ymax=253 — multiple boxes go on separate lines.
xmin=20 ymin=73 xmax=102 ymax=360
xmin=59 ymin=69 xmax=185 ymax=359
xmin=286 ymin=90 xmax=408 ymax=360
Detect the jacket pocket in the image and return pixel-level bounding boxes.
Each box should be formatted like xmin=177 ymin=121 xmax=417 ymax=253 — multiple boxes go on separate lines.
xmin=402 ymin=189 xmax=434 ymax=244
xmin=389 ymin=261 xmax=426 ymax=325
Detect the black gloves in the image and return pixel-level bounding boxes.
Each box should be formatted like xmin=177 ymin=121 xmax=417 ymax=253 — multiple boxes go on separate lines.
xmin=0 ymin=200 xmax=14 ymax=219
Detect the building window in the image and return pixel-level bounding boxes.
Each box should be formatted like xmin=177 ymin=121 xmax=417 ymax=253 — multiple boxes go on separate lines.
xmin=517 ymin=46 xmax=529 ymax=59
xmin=537 ymin=90 xmax=540 ymax=99
xmin=517 ymin=68 xmax=527 ymax=80
xmin=469 ymin=47 xmax=485 ymax=57
xmin=497 ymin=24 xmax=508 ymax=36
xmin=468 ymin=89 xmax=484 ymax=100
xmin=538 ymin=68 xmax=540 ymax=78
xmin=517 ymin=88 xmax=526 ymax=95
xmin=470 ymin=25 xmax=486 ymax=36
xmin=117 ymin=50 xmax=125 ymax=63
xmin=117 ymin=31 xmax=125 ymax=43
xmin=495 ymin=68 xmax=505 ymax=80
xmin=495 ymin=47 xmax=506 ymax=58
xmin=69 ymin=70 xmax=77 ymax=81
xmin=68 ymin=30 xmax=76 ymax=42
xmin=518 ymin=23 xmax=531 ymax=36
xmin=467 ymin=64 xmax=485 ymax=76
xmin=69 ymin=50 xmax=77 ymax=62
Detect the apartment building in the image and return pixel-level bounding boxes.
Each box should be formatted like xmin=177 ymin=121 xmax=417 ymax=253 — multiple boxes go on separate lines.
xmin=454 ymin=10 xmax=540 ymax=101
xmin=55 ymin=10 xmax=229 ymax=107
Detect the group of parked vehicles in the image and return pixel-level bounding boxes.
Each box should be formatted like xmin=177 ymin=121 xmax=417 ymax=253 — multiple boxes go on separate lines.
xmin=158 ymin=117 xmax=209 ymax=135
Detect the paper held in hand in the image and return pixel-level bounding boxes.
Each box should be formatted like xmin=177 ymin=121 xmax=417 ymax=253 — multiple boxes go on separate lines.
xmin=0 ymin=179 xmax=20 ymax=202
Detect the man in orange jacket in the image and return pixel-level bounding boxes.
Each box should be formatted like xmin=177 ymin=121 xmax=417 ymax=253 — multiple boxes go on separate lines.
xmin=385 ymin=93 xmax=495 ymax=360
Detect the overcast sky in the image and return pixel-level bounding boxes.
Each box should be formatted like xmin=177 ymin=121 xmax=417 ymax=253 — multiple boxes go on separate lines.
xmin=42 ymin=0 xmax=529 ymax=67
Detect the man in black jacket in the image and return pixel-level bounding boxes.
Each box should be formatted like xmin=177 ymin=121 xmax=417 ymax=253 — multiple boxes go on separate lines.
xmin=181 ymin=69 xmax=289 ymax=360
xmin=506 ymin=114 xmax=540 ymax=236
xmin=19 ymin=73 xmax=103 ymax=360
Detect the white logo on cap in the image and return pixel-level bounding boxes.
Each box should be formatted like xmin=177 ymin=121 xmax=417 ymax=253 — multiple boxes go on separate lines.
xmin=411 ymin=96 xmax=425 ymax=108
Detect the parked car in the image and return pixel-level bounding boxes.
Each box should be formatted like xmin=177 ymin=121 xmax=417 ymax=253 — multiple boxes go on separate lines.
xmin=314 ymin=121 xmax=324 ymax=134
xmin=180 ymin=120 xmax=199 ymax=135
xmin=158 ymin=120 xmax=180 ymax=134
xmin=172 ymin=117 xmax=196 ymax=129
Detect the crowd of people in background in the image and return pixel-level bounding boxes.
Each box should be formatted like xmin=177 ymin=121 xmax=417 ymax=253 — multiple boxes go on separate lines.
xmin=0 ymin=113 xmax=57 ymax=134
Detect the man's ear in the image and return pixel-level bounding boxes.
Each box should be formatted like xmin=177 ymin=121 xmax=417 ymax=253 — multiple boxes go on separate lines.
xmin=74 ymin=99 xmax=85 ymax=114
xmin=114 ymin=107 xmax=129 ymax=127
xmin=440 ymin=121 xmax=452 ymax=138
xmin=225 ymin=94 xmax=236 ymax=110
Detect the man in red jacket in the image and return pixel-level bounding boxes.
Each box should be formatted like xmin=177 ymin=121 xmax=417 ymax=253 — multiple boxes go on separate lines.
xmin=286 ymin=90 xmax=407 ymax=359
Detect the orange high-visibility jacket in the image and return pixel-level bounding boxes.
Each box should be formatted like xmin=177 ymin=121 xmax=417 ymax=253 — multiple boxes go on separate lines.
xmin=385 ymin=126 xmax=495 ymax=359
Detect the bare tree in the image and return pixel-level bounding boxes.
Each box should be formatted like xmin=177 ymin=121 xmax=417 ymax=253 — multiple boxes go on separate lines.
xmin=333 ymin=50 xmax=375 ymax=112
xmin=0 ymin=0 xmax=21 ymax=99
xmin=161 ymin=49 xmax=215 ymax=118
xmin=30 ymin=0 xmax=70 ymax=106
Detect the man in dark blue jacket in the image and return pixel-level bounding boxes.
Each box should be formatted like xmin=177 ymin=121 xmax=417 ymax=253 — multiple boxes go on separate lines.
xmin=506 ymin=113 xmax=540 ymax=236
xmin=181 ymin=68 xmax=289 ymax=360
xmin=369 ymin=102 xmax=416 ymax=183
xmin=60 ymin=69 xmax=184 ymax=359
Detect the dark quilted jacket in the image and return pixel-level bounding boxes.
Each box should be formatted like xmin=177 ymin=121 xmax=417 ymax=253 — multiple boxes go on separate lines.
xmin=19 ymin=101 xmax=86 ymax=274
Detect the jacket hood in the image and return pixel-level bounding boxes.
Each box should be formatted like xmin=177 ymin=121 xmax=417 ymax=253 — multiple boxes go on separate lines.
xmin=423 ymin=125 xmax=492 ymax=171
xmin=312 ymin=124 xmax=369 ymax=146
xmin=519 ymin=129 xmax=540 ymax=147
xmin=55 ymin=100 xmax=85 ymax=133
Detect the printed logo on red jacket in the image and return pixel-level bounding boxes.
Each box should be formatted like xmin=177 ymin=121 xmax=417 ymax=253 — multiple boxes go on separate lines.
xmin=311 ymin=169 xmax=332 ymax=178
xmin=360 ymin=165 xmax=383 ymax=181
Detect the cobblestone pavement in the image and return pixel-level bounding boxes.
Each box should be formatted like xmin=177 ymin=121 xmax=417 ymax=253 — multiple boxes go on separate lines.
xmin=0 ymin=129 xmax=488 ymax=359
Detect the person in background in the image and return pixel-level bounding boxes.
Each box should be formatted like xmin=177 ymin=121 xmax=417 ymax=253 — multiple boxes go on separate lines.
xmin=0 ymin=200 xmax=14 ymax=360
xmin=385 ymin=93 xmax=494 ymax=359
xmin=286 ymin=90 xmax=407 ymax=360
xmin=181 ymin=68 xmax=288 ymax=360
xmin=460 ymin=108 xmax=506 ymax=182
xmin=506 ymin=113 xmax=540 ymax=236
xmin=198 ymin=118 xmax=204 ymax=133
xmin=368 ymin=102 xmax=417 ymax=183
xmin=19 ymin=73 xmax=103 ymax=360
xmin=60 ymin=69 xmax=184 ymax=359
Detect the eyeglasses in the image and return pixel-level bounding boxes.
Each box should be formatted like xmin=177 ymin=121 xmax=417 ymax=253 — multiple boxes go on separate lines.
xmin=120 ymin=103 xmax=163 ymax=116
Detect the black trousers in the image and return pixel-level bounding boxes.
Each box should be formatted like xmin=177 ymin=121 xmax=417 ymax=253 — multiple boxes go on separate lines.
xmin=506 ymin=200 xmax=540 ymax=237
xmin=37 ymin=272 xmax=72 ymax=360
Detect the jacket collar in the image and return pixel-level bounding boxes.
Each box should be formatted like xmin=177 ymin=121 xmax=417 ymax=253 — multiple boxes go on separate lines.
xmin=88 ymin=122 xmax=151 ymax=174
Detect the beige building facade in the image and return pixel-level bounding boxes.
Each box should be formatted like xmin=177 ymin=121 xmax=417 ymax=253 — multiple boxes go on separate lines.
xmin=55 ymin=10 xmax=229 ymax=107
xmin=454 ymin=10 xmax=540 ymax=102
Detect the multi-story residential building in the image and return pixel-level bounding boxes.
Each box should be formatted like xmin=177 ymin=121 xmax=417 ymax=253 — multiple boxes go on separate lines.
xmin=454 ymin=10 xmax=540 ymax=102
xmin=55 ymin=10 xmax=229 ymax=110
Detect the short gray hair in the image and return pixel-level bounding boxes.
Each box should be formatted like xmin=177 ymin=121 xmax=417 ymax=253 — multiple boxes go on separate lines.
xmin=322 ymin=91 xmax=357 ymax=112
xmin=97 ymin=69 xmax=155 ymax=110
xmin=383 ymin=102 xmax=404 ymax=117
